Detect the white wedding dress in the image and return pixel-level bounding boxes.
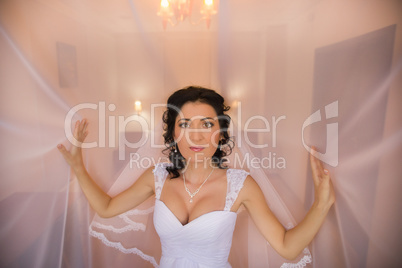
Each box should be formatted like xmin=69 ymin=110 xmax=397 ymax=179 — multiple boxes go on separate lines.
xmin=153 ymin=162 xmax=249 ymax=268
xmin=89 ymin=122 xmax=312 ymax=267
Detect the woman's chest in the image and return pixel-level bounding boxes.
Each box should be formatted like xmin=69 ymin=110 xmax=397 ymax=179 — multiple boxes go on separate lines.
xmin=159 ymin=176 xmax=227 ymax=225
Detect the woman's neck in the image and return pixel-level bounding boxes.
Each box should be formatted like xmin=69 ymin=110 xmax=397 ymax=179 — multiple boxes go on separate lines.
xmin=182 ymin=160 xmax=215 ymax=184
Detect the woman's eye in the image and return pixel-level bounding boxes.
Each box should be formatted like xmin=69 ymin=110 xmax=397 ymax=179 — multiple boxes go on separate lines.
xmin=203 ymin=121 xmax=214 ymax=128
xmin=179 ymin=122 xmax=190 ymax=128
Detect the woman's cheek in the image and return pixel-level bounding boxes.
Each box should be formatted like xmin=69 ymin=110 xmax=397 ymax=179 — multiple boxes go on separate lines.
xmin=174 ymin=128 xmax=184 ymax=144
xmin=211 ymin=128 xmax=221 ymax=147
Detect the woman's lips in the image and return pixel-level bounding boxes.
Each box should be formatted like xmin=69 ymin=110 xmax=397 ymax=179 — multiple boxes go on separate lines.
xmin=190 ymin=146 xmax=205 ymax=152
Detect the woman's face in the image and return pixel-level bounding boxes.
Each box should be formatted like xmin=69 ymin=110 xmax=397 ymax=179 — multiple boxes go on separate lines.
xmin=174 ymin=101 xmax=221 ymax=165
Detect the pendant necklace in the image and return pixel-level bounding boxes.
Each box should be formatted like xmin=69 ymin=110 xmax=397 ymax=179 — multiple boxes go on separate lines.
xmin=183 ymin=168 xmax=214 ymax=203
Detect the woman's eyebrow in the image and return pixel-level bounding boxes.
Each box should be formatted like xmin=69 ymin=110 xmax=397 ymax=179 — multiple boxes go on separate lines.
xmin=177 ymin=117 xmax=216 ymax=122
xmin=201 ymin=117 xmax=216 ymax=121
xmin=177 ymin=118 xmax=190 ymax=123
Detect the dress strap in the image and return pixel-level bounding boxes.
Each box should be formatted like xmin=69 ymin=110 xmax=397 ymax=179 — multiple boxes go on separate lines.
xmin=153 ymin=162 xmax=171 ymax=200
xmin=224 ymin=169 xmax=249 ymax=211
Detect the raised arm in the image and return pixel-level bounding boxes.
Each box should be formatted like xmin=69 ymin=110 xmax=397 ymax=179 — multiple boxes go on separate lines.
xmin=57 ymin=119 xmax=155 ymax=218
xmin=240 ymin=151 xmax=335 ymax=260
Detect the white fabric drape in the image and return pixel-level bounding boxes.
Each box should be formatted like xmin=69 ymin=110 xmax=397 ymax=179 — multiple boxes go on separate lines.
xmin=1 ymin=0 xmax=402 ymax=267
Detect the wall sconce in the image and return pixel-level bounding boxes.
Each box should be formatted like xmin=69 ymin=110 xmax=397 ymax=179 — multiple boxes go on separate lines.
xmin=134 ymin=100 xmax=142 ymax=115
xmin=231 ymin=100 xmax=239 ymax=109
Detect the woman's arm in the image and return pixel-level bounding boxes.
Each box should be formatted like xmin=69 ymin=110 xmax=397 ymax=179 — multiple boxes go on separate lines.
xmin=240 ymin=151 xmax=335 ymax=260
xmin=57 ymin=119 xmax=155 ymax=218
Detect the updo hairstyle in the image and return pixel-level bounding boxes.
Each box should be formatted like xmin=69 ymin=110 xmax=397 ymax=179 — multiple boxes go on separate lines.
xmin=162 ymin=86 xmax=234 ymax=178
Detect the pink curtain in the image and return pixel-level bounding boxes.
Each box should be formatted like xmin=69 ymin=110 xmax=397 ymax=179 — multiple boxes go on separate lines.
xmin=1 ymin=0 xmax=401 ymax=267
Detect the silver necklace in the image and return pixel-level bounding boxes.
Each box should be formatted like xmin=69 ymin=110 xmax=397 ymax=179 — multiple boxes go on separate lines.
xmin=183 ymin=168 xmax=214 ymax=203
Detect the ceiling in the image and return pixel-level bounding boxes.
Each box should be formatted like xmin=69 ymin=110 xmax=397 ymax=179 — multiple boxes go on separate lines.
xmin=50 ymin=0 xmax=324 ymax=33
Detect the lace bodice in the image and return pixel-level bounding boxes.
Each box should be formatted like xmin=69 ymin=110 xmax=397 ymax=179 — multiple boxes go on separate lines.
xmin=152 ymin=163 xmax=249 ymax=267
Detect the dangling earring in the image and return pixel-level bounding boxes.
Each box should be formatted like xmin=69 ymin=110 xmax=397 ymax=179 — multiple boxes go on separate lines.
xmin=174 ymin=142 xmax=178 ymax=153
xmin=219 ymin=140 xmax=224 ymax=151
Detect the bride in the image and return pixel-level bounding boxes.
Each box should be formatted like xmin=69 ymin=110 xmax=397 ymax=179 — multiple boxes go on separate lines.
xmin=57 ymin=86 xmax=335 ymax=267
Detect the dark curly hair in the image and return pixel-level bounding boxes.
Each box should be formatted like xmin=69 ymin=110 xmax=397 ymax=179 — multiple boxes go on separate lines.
xmin=162 ymin=86 xmax=234 ymax=178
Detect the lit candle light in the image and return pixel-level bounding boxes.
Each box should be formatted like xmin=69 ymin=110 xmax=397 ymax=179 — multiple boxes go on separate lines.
xmin=134 ymin=100 xmax=142 ymax=115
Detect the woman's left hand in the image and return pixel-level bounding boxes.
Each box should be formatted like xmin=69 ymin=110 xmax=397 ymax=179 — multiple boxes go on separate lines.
xmin=310 ymin=148 xmax=336 ymax=209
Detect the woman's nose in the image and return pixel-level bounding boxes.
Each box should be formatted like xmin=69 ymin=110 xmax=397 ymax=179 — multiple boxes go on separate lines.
xmin=187 ymin=128 xmax=207 ymax=144
xmin=189 ymin=129 xmax=203 ymax=141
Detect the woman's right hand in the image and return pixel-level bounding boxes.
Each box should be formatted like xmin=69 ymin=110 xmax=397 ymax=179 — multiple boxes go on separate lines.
xmin=57 ymin=119 xmax=89 ymax=170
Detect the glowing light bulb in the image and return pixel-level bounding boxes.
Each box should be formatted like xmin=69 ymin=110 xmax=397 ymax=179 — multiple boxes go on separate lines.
xmin=161 ymin=0 xmax=169 ymax=8
xmin=204 ymin=0 xmax=213 ymax=6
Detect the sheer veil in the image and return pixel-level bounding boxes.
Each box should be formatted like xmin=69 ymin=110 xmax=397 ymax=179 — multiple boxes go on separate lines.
xmin=89 ymin=119 xmax=313 ymax=268
xmin=1 ymin=1 xmax=402 ymax=267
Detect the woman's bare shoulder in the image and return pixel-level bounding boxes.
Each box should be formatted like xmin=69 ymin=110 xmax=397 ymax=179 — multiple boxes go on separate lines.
xmin=238 ymin=174 xmax=265 ymax=204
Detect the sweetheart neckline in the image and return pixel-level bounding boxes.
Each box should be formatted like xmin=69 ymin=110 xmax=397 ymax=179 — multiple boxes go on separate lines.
xmin=155 ymin=199 xmax=236 ymax=227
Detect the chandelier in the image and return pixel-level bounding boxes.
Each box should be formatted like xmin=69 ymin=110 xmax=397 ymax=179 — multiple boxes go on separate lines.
xmin=157 ymin=0 xmax=218 ymax=30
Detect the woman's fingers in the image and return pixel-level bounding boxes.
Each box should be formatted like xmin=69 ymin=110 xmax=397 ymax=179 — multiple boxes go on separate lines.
xmin=318 ymin=168 xmax=336 ymax=205
xmin=73 ymin=119 xmax=89 ymax=143
xmin=310 ymin=147 xmax=324 ymax=186
xmin=57 ymin=143 xmax=71 ymax=161
xmin=73 ymin=120 xmax=80 ymax=138
xmin=57 ymin=143 xmax=65 ymax=152
xmin=57 ymin=120 xmax=88 ymax=168
xmin=83 ymin=120 xmax=89 ymax=139
xmin=309 ymin=148 xmax=336 ymax=206
xmin=78 ymin=119 xmax=88 ymax=134
xmin=59 ymin=119 xmax=89 ymax=153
